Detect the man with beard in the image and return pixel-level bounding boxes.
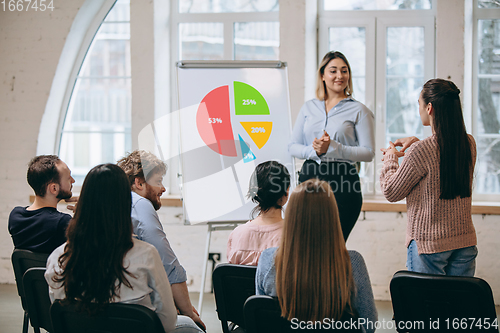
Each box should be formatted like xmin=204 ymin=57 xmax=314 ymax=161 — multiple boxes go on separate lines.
xmin=117 ymin=150 xmax=206 ymax=332
xmin=9 ymin=155 xmax=75 ymax=253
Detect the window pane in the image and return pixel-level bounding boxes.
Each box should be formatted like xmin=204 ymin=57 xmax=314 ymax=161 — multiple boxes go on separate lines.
xmin=478 ymin=1 xmax=500 ymax=8
xmin=234 ymin=22 xmax=279 ymax=60
xmin=477 ymin=20 xmax=500 ymax=194
xmin=478 ymin=78 xmax=500 ymax=135
xmin=59 ymin=1 xmax=131 ymax=185
xmin=98 ymin=22 xmax=131 ymax=39
xmin=329 ymin=27 xmax=366 ymax=103
xmin=60 ymin=78 xmax=131 ymax=183
xmin=80 ymin=38 xmax=130 ymax=77
xmin=478 ymin=20 xmax=500 ymax=75
xmin=179 ymin=23 xmax=224 ymax=60
xmin=476 ymin=137 xmax=500 ymax=193
xmin=324 ymin=0 xmax=431 ymax=11
xmin=105 ymin=0 xmax=130 ymax=21
xmin=477 ymin=78 xmax=500 ymax=194
xmin=386 ymin=27 xmax=425 ymax=146
xmin=179 ymin=0 xmax=278 ymax=13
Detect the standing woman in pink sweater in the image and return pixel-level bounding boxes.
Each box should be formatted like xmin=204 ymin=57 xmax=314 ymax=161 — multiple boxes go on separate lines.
xmin=380 ymin=78 xmax=477 ymax=276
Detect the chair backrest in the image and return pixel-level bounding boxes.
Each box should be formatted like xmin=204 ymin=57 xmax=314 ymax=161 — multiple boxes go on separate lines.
xmin=244 ymin=295 xmax=292 ymax=333
xmin=50 ymin=300 xmax=165 ymax=333
xmin=212 ymin=263 xmax=257 ymax=333
xmin=23 ymin=267 xmax=53 ymax=332
xmin=390 ymin=270 xmax=499 ymax=332
xmin=244 ymin=295 xmax=364 ymax=333
xmin=11 ymin=249 xmax=49 ymax=310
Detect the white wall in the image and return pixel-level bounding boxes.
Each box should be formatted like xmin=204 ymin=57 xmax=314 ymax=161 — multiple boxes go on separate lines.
xmin=0 ymin=1 xmax=86 ymax=282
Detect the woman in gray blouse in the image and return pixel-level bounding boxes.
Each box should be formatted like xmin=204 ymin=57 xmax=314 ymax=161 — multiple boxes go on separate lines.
xmin=288 ymin=51 xmax=375 ymax=240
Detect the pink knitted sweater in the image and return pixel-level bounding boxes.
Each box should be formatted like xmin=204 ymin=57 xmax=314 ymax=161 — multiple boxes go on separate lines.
xmin=380 ymin=135 xmax=477 ymax=254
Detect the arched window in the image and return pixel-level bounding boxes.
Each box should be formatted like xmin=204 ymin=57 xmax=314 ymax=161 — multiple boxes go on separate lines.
xmin=59 ymin=0 xmax=131 ymax=184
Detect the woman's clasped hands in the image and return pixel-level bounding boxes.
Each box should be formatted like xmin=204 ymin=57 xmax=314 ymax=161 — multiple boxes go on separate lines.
xmin=313 ymin=130 xmax=331 ymax=156
xmin=380 ymin=136 xmax=420 ymax=161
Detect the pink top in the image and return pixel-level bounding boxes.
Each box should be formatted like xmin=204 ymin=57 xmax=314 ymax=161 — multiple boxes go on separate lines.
xmin=227 ymin=220 xmax=284 ymax=266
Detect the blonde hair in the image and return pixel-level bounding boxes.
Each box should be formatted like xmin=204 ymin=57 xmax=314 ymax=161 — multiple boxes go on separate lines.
xmin=275 ymin=179 xmax=355 ymax=322
xmin=315 ymin=51 xmax=353 ymax=101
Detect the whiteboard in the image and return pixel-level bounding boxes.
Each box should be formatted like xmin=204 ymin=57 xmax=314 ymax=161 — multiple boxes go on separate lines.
xmin=176 ymin=61 xmax=295 ymax=225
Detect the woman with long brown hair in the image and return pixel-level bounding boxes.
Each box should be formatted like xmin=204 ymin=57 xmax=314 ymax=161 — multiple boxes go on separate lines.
xmin=45 ymin=164 xmax=203 ymax=332
xmin=380 ymin=79 xmax=477 ymax=276
xmin=256 ymin=179 xmax=377 ymax=331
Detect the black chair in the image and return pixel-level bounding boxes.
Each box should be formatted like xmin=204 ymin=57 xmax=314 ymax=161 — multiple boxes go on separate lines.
xmin=11 ymin=249 xmax=49 ymax=333
xmin=244 ymin=295 xmax=363 ymax=333
xmin=50 ymin=300 xmax=165 ymax=333
xmin=243 ymin=295 xmax=292 ymax=333
xmin=212 ymin=263 xmax=257 ymax=333
xmin=390 ymin=270 xmax=499 ymax=332
xmin=23 ymin=267 xmax=53 ymax=333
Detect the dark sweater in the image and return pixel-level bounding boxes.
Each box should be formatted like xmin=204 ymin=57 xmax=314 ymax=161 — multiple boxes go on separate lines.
xmin=8 ymin=206 xmax=71 ymax=253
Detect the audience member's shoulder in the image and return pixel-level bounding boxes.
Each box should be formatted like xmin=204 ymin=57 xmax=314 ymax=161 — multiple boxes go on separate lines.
xmin=10 ymin=206 xmax=25 ymax=215
xmin=131 ymin=192 xmax=154 ymax=210
xmin=260 ymin=247 xmax=278 ymax=263
xmin=229 ymin=220 xmax=252 ymax=235
xmin=9 ymin=206 xmax=71 ymax=221
xmin=47 ymin=243 xmax=66 ymax=265
xmin=130 ymin=238 xmax=159 ymax=257
xmin=348 ymin=250 xmax=367 ymax=267
xmin=128 ymin=238 xmax=163 ymax=266
xmin=43 ymin=207 xmax=72 ymax=224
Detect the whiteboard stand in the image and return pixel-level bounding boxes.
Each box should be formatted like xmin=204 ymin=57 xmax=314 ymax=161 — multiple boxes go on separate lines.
xmin=176 ymin=60 xmax=295 ymax=316
xmin=197 ymin=221 xmax=245 ymax=316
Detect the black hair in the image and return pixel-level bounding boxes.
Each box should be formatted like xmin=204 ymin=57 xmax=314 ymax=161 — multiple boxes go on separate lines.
xmin=421 ymin=79 xmax=473 ymax=199
xmin=27 ymin=155 xmax=61 ymax=197
xmin=248 ymin=161 xmax=290 ymax=218
xmin=54 ymin=163 xmax=134 ymax=314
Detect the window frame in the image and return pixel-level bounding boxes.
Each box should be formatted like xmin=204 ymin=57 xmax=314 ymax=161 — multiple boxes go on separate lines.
xmin=170 ymin=2 xmax=279 ymax=61
xmin=168 ymin=1 xmax=279 ymax=195
xmin=56 ymin=0 xmax=132 ymax=186
xmin=318 ymin=1 xmax=436 ymax=199
xmin=470 ymin=0 xmax=500 ymax=201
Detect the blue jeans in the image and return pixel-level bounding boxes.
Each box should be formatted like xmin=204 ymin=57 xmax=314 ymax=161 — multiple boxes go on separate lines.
xmin=406 ymin=240 xmax=478 ymax=277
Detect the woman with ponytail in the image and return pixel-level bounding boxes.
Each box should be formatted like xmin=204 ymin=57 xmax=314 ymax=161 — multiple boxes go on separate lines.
xmin=227 ymin=161 xmax=290 ymax=265
xmin=380 ymin=78 xmax=477 ymax=276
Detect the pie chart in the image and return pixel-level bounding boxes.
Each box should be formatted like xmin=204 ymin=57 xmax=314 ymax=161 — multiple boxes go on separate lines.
xmin=196 ymin=81 xmax=272 ymax=159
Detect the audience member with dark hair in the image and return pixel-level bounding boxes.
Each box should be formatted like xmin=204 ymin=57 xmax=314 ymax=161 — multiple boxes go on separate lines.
xmin=227 ymin=161 xmax=290 ymax=265
xmin=380 ymin=78 xmax=477 ymax=276
xmin=117 ymin=150 xmax=205 ymax=331
xmin=8 ymin=155 xmax=75 ymax=253
xmin=256 ymin=179 xmax=377 ymax=332
xmin=45 ymin=164 xmax=202 ymax=333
